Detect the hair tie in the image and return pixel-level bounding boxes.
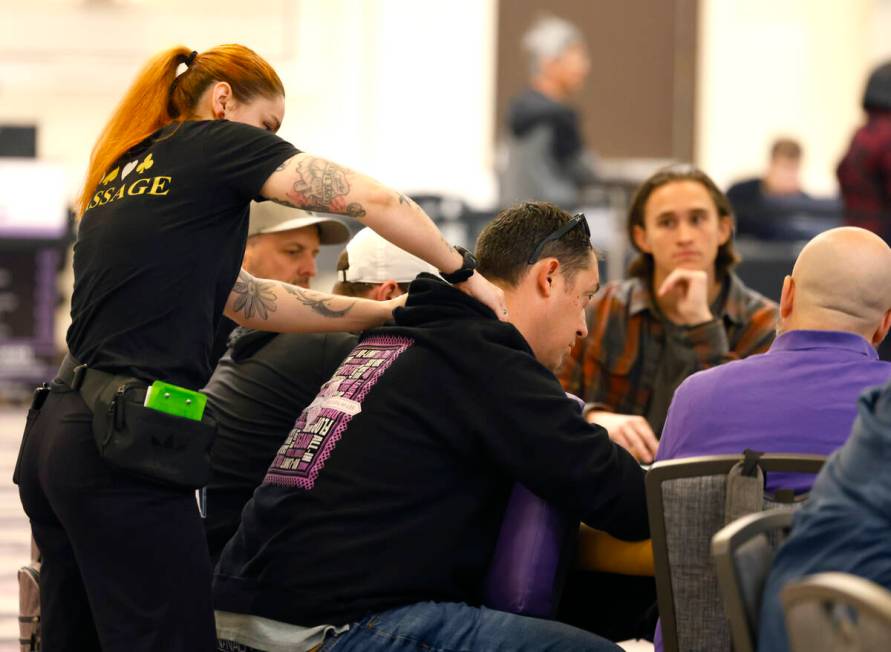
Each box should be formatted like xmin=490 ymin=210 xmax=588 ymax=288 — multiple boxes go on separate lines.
xmin=185 ymin=51 xmax=198 ymax=67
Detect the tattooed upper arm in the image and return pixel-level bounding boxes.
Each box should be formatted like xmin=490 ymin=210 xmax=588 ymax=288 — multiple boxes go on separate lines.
xmin=260 ymin=153 xmax=367 ymax=218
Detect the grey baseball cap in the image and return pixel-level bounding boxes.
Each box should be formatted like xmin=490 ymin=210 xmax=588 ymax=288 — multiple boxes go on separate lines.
xmin=248 ymin=201 xmax=350 ymax=245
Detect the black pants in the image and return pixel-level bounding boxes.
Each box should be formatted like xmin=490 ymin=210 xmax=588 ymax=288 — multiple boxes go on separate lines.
xmin=16 ymin=382 xmax=217 ymax=652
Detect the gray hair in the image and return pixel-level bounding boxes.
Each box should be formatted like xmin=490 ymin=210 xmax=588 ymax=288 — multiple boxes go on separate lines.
xmin=522 ymin=15 xmax=584 ymax=76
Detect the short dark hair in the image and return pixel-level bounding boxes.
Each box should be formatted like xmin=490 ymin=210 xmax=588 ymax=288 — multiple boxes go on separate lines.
xmin=770 ymin=138 xmax=802 ymax=161
xmin=627 ymin=164 xmax=740 ymax=279
xmin=331 ymin=250 xmax=409 ymax=298
xmin=476 ymin=201 xmax=595 ymax=287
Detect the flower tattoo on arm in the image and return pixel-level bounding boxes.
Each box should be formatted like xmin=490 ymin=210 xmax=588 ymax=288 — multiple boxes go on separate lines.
xmin=232 ymin=270 xmax=278 ymax=320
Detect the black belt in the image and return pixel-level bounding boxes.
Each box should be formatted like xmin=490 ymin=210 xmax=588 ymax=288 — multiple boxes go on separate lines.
xmin=56 ymin=354 xmax=147 ymax=412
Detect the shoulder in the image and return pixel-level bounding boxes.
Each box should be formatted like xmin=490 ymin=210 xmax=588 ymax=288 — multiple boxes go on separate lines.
xmin=253 ymin=332 xmax=356 ymax=378
xmin=170 ymin=119 xmax=294 ymax=152
xmin=265 ymin=331 xmax=355 ymax=354
xmin=685 ymin=351 xmax=760 ymax=393
xmin=725 ymin=273 xmax=778 ymax=320
xmin=177 ymin=119 xmax=263 ymax=137
xmin=590 ymin=278 xmax=647 ymax=321
xmin=595 ymin=278 xmax=637 ymax=305
xmin=726 ymin=178 xmax=761 ymax=198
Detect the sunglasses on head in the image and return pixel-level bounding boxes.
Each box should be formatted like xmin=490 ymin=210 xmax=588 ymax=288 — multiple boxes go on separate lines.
xmin=527 ymin=213 xmax=592 ymax=265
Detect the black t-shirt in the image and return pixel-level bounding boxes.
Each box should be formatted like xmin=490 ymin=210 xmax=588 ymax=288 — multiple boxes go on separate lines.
xmin=203 ymin=328 xmax=358 ymax=563
xmin=67 ymin=120 xmax=298 ymax=388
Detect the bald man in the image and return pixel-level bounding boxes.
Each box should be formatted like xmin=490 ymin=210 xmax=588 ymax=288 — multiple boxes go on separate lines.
xmin=655 ymin=227 xmax=891 ymax=492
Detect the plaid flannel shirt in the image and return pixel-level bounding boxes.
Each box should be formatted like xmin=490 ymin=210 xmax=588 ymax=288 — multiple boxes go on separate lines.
xmin=837 ymin=111 xmax=891 ymax=242
xmin=558 ymin=273 xmax=778 ymax=436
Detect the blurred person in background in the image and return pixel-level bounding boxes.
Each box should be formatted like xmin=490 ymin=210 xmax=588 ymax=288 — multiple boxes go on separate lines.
xmin=14 ymin=43 xmax=507 ymax=652
xmin=726 ymin=138 xmax=813 ymax=238
xmin=204 ymin=225 xmax=435 ymax=564
xmin=499 ymin=15 xmax=599 ymax=209
xmin=559 ymin=165 xmax=778 ymax=462
xmin=837 ymin=60 xmax=891 ymax=244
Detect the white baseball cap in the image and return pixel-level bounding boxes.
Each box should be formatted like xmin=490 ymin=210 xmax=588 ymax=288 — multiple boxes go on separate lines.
xmin=248 ymin=201 xmax=350 ymax=245
xmin=340 ymin=228 xmax=437 ymax=283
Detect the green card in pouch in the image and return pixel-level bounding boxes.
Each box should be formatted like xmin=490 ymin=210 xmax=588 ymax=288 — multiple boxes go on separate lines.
xmin=143 ymin=380 xmax=206 ymax=421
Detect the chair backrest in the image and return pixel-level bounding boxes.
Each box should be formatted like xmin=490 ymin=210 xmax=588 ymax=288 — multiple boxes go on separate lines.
xmin=483 ymin=482 xmax=576 ymax=618
xmin=646 ymin=453 xmax=825 ymax=652
xmin=781 ymin=572 xmax=891 ymax=652
xmin=711 ymin=508 xmax=796 ymax=652
xmin=482 ymin=393 xmax=585 ymax=618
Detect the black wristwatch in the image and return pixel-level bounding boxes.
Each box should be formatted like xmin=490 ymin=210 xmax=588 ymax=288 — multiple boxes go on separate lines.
xmin=440 ymin=246 xmax=478 ymax=284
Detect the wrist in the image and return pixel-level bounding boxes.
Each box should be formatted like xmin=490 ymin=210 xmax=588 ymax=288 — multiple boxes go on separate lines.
xmin=440 ymin=246 xmax=478 ymax=284
xmin=679 ymin=308 xmax=713 ymax=325
xmin=442 ymin=247 xmax=464 ymax=275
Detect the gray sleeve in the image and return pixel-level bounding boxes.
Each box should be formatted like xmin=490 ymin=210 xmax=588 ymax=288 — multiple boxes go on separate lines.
xmin=499 ymin=125 xmax=579 ymax=207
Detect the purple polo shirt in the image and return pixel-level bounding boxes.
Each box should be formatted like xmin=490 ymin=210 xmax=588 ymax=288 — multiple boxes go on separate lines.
xmin=653 ymin=330 xmax=891 ymax=652
xmin=656 ymin=329 xmax=891 ymax=493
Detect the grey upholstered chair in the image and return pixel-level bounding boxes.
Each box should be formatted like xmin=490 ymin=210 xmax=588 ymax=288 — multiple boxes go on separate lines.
xmin=646 ymin=453 xmax=825 ymax=652
xmin=711 ymin=508 xmax=795 ymax=652
xmin=781 ymin=572 xmax=891 ymax=652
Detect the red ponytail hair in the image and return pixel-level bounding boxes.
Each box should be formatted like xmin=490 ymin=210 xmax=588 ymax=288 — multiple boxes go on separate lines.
xmin=78 ymin=44 xmax=284 ymax=217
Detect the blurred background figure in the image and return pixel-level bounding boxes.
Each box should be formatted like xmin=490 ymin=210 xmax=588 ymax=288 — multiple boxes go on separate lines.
xmin=837 ymin=60 xmax=891 ymax=244
xmin=726 ymin=138 xmax=844 ymax=241
xmin=726 ymin=138 xmax=809 ymax=230
xmin=498 ymin=15 xmax=599 ymax=209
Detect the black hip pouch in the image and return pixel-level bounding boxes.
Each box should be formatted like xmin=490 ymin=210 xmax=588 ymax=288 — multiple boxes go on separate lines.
xmin=93 ymin=381 xmax=216 ymax=490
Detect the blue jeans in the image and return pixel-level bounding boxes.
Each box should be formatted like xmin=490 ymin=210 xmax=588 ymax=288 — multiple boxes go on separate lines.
xmin=318 ymin=601 xmax=622 ymax=651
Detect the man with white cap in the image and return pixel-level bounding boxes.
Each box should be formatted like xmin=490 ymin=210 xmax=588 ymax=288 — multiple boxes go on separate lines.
xmin=332 ymin=226 xmax=437 ymax=300
xmin=203 ymin=226 xmax=435 ymax=563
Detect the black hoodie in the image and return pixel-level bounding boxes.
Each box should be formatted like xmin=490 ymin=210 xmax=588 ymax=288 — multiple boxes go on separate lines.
xmin=213 ymin=275 xmax=648 ymax=626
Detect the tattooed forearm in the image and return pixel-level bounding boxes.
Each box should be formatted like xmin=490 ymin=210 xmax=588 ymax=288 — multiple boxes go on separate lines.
xmin=232 ymin=270 xmax=278 ymax=320
xmin=279 ymin=156 xmax=367 ymax=218
xmin=281 ymin=284 xmax=355 ymax=318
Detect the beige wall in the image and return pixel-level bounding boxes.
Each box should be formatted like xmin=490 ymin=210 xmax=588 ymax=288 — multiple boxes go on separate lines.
xmin=4 ymin=0 xmax=891 ymax=345
xmin=696 ymin=0 xmax=890 ymax=194
xmin=0 ymin=0 xmax=497 ymax=206
xmin=0 ymin=0 xmax=497 ymax=344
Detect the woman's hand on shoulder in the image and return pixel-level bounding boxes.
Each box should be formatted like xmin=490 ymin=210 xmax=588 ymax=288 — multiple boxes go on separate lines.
xmin=456 ymin=272 xmax=509 ymax=322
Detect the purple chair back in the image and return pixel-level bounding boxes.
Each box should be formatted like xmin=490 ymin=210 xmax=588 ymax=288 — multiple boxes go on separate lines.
xmin=482 ymin=393 xmax=584 ymax=617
